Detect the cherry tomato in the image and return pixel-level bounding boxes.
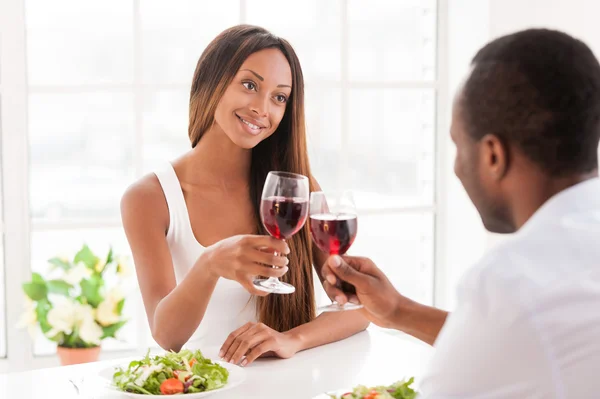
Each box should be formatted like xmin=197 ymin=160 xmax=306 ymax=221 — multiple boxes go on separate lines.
xmin=363 ymin=390 xmax=381 ymax=399
xmin=160 ymin=378 xmax=184 ymax=395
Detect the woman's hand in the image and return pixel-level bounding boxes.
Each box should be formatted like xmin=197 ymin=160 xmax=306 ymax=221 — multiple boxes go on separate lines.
xmin=219 ymin=322 xmax=302 ymax=366
xmin=201 ymin=235 xmax=290 ymax=296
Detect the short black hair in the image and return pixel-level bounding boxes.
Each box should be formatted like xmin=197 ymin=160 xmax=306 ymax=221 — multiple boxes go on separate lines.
xmin=461 ymin=28 xmax=600 ymax=176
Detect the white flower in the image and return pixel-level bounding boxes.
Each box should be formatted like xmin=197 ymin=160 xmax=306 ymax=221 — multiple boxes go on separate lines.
xmin=46 ymin=299 xmax=76 ymax=338
xmin=74 ymin=302 xmax=96 ymax=323
xmin=63 ymin=262 xmax=92 ymax=285
xmin=78 ymin=315 xmax=103 ymax=345
xmin=107 ymin=286 xmax=124 ymax=303
xmin=46 ymin=300 xmax=104 ymax=346
xmin=17 ymin=297 xmax=38 ymax=338
xmin=116 ymin=256 xmax=133 ymax=277
xmin=96 ymin=298 xmax=121 ymax=327
xmin=94 ymin=259 xmax=106 ymax=273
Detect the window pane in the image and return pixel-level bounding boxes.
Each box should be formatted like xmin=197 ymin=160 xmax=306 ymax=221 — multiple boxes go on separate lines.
xmin=0 ymin=236 xmax=5 ymax=358
xmin=141 ymin=0 xmax=240 ymax=84
xmin=347 ymin=89 xmax=435 ymax=209
xmin=305 ymin=88 xmax=342 ymax=191
xmin=142 ymin=90 xmax=191 ymax=173
xmin=29 ymin=93 xmax=135 ymax=222
xmin=350 ymin=212 xmax=434 ymax=305
xmin=30 ymin=228 xmax=138 ymax=356
xmin=348 ymin=0 xmax=436 ymax=82
xmin=246 ymin=0 xmax=342 ymax=83
xmin=25 ymin=0 xmax=134 ymax=85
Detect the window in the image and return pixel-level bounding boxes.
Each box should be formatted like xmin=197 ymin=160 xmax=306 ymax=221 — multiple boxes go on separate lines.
xmin=0 ymin=124 xmax=5 ymax=358
xmin=247 ymin=0 xmax=438 ymax=305
xmin=1 ymin=0 xmax=444 ymax=365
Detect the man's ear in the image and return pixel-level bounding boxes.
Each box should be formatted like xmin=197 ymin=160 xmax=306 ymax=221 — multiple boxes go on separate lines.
xmin=480 ymin=133 xmax=509 ymax=180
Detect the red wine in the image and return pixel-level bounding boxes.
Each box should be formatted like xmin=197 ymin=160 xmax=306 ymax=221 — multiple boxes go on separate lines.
xmin=309 ymin=213 xmax=358 ymax=255
xmin=260 ymin=196 xmax=308 ymax=239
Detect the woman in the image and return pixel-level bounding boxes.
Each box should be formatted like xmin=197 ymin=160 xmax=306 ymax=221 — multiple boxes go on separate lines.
xmin=121 ymin=25 xmax=368 ymax=366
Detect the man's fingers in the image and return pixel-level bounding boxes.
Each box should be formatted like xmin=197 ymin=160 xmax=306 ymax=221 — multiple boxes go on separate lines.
xmin=323 ymin=280 xmax=349 ymax=305
xmin=320 ymin=262 xmax=338 ymax=287
xmin=327 ymin=255 xmax=364 ymax=286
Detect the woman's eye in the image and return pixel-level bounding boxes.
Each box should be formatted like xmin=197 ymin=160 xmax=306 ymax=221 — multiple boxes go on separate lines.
xmin=275 ymin=94 xmax=288 ymax=103
xmin=242 ymin=81 xmax=257 ymax=91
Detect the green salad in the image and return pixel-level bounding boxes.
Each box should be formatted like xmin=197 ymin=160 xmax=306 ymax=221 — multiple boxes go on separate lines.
xmin=329 ymin=378 xmax=418 ymax=399
xmin=112 ymin=349 xmax=229 ymax=395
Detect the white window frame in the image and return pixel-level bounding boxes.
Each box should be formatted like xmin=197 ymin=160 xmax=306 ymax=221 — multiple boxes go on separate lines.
xmin=0 ymin=0 xmax=449 ymax=372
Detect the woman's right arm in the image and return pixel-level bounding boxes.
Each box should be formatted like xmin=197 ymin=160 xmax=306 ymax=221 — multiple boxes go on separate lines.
xmin=121 ymin=176 xmax=290 ymax=352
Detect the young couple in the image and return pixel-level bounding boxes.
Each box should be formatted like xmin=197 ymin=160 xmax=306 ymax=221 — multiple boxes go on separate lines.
xmin=123 ymin=25 xmax=600 ymax=397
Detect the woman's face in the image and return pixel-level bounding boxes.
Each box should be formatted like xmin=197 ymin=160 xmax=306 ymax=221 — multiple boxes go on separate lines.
xmin=214 ymin=48 xmax=293 ymax=149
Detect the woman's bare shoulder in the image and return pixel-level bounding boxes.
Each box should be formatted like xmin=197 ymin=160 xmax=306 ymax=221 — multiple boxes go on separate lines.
xmin=121 ymin=173 xmax=169 ymax=230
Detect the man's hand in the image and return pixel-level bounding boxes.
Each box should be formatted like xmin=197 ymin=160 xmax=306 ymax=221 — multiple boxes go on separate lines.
xmin=321 ymin=255 xmax=407 ymax=329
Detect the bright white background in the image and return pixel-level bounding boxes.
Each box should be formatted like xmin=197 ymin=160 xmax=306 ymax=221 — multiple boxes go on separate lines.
xmin=1 ymin=0 xmax=599 ymax=372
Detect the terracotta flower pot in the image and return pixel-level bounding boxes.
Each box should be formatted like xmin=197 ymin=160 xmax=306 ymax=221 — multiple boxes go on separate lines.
xmin=57 ymin=345 xmax=101 ymax=366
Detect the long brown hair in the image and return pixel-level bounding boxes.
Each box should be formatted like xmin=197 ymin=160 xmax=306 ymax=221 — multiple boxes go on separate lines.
xmin=188 ymin=25 xmax=316 ymax=332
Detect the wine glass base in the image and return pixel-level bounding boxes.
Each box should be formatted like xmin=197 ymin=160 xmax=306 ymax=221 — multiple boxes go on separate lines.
xmin=253 ymin=278 xmax=296 ymax=294
xmin=318 ymin=302 xmax=364 ymax=312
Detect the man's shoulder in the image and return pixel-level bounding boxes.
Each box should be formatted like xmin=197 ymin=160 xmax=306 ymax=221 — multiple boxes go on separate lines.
xmin=455 ymin=237 xmax=546 ymax=309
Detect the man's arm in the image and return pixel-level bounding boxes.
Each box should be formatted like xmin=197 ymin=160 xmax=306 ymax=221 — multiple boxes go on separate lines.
xmin=321 ymin=255 xmax=448 ymax=346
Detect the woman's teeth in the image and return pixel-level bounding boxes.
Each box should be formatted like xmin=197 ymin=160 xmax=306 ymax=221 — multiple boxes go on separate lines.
xmin=240 ymin=117 xmax=261 ymax=130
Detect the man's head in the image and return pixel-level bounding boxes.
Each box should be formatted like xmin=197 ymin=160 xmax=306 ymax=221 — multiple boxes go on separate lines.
xmin=452 ymin=28 xmax=600 ymax=233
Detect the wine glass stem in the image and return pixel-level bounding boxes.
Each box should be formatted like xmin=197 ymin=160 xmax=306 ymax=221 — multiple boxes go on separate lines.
xmin=266 ymin=250 xmax=280 ymax=284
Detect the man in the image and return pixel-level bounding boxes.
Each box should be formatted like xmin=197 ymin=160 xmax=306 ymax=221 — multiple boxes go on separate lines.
xmin=323 ymin=29 xmax=600 ymax=397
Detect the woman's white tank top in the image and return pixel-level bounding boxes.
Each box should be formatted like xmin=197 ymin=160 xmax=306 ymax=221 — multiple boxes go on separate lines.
xmin=154 ymin=163 xmax=257 ymax=347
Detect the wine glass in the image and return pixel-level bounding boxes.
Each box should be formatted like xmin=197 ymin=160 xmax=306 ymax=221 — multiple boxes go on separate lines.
xmin=253 ymin=171 xmax=309 ymax=294
xmin=309 ymin=191 xmax=362 ymax=312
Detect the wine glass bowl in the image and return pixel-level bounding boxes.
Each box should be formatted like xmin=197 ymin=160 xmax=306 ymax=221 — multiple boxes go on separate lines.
xmin=309 ymin=191 xmax=362 ymax=312
xmin=253 ymin=171 xmax=309 ymax=294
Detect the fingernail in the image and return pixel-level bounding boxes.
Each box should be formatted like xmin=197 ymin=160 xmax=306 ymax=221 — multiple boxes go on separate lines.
xmin=326 ymin=274 xmax=336 ymax=285
xmin=349 ymin=296 xmax=360 ymax=305
xmin=335 ymin=295 xmax=345 ymax=304
xmin=330 ymin=255 xmax=342 ymax=268
xmin=283 ymin=257 xmax=289 ymax=265
xmin=241 ymin=359 xmax=248 ymax=367
xmin=218 ymin=350 xmax=224 ymax=358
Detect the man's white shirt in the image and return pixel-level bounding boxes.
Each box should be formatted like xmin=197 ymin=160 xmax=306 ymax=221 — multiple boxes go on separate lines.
xmin=420 ymin=178 xmax=600 ymax=398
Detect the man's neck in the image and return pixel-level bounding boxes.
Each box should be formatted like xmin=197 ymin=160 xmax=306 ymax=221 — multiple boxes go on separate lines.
xmin=510 ymin=169 xmax=598 ymax=229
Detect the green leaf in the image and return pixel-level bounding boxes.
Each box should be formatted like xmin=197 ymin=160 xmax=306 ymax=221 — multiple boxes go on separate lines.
xmin=74 ymin=244 xmax=98 ymax=269
xmin=102 ymin=320 xmax=127 ymax=339
xmin=48 ymin=257 xmax=72 ymax=271
xmin=80 ymin=275 xmax=104 ymax=307
xmin=32 ymin=272 xmax=45 ymax=284
xmin=35 ymin=298 xmax=52 ymax=334
xmin=47 ymin=279 xmax=72 ymax=296
xmin=23 ymin=273 xmax=48 ymax=301
xmin=116 ymin=298 xmax=125 ymax=315
xmin=105 ymin=247 xmax=114 ymax=267
xmin=47 ymin=331 xmax=64 ymax=344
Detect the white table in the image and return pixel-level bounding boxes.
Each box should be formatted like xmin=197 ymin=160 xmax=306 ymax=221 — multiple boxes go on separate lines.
xmin=0 ymin=329 xmax=434 ymax=398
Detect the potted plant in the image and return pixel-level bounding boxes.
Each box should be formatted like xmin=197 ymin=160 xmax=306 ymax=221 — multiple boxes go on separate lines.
xmin=19 ymin=244 xmax=131 ymax=365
